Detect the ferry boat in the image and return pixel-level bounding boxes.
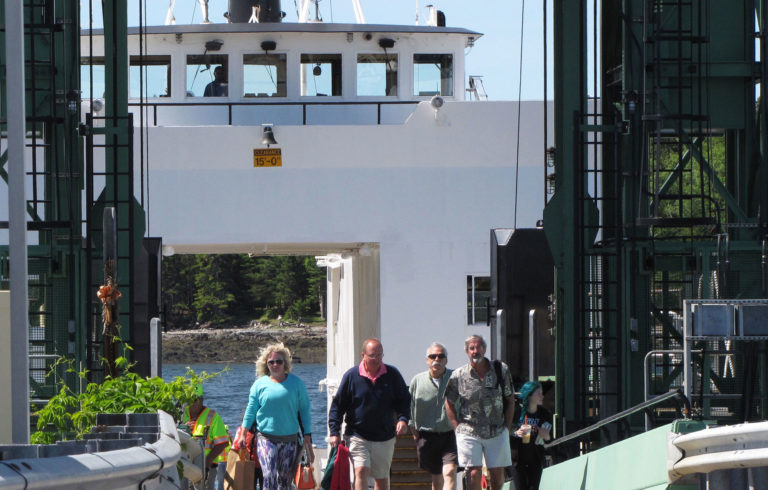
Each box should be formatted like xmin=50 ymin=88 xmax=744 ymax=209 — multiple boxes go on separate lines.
xmin=78 ymin=0 xmax=550 ymax=388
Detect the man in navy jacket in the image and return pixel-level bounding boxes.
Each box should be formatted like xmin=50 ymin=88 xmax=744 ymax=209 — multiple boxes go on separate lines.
xmin=329 ymin=338 xmax=411 ymax=490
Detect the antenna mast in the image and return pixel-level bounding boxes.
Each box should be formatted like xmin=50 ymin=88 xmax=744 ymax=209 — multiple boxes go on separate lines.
xmin=352 ymin=0 xmax=366 ymax=23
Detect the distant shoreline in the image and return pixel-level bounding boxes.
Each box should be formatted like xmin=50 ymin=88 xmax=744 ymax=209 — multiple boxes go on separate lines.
xmin=161 ymin=325 xmax=326 ymax=364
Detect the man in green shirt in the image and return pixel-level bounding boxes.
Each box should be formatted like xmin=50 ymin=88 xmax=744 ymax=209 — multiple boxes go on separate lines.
xmin=409 ymin=342 xmax=458 ymax=490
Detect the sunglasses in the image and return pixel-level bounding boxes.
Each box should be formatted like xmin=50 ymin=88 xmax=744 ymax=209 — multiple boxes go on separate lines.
xmin=427 ymin=353 xmax=446 ymax=360
xmin=267 ymin=359 xmax=284 ymax=366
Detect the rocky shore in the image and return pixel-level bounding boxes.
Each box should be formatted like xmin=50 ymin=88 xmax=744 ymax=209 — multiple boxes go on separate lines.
xmin=162 ymin=324 xmax=326 ymax=364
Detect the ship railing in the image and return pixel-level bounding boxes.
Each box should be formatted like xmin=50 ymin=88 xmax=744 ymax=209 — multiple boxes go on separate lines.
xmin=126 ymin=99 xmax=421 ymax=126
xmin=544 ymin=389 xmax=691 ymax=456
xmin=668 ymin=420 xmax=768 ymax=482
xmin=0 ymin=410 xmax=182 ymax=489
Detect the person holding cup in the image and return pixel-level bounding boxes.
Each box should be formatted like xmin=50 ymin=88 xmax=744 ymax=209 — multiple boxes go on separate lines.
xmin=513 ymin=381 xmax=553 ymax=489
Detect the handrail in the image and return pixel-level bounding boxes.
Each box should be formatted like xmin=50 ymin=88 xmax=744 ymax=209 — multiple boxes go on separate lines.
xmin=126 ymin=99 xmax=421 ymax=126
xmin=544 ymin=389 xmax=691 ymax=450
xmin=643 ymin=349 xmax=701 ymax=430
xmin=669 ymin=420 xmax=768 ymax=481
xmin=0 ymin=410 xmax=182 ymax=489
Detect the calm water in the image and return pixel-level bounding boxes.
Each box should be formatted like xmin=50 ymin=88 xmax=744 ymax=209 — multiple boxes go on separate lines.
xmin=163 ymin=363 xmax=328 ymax=447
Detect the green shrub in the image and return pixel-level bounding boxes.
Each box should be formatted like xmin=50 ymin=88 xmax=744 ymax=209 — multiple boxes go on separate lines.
xmin=31 ymin=356 xmax=226 ymax=443
xmin=258 ymin=308 xmax=277 ymax=322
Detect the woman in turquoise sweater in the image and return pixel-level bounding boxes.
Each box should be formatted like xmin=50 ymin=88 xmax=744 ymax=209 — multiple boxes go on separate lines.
xmin=234 ymin=342 xmax=314 ymax=489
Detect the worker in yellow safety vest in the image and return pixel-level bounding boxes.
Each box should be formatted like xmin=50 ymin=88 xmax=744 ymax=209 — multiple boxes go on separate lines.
xmin=214 ymin=426 xmax=234 ymax=490
xmin=182 ymin=384 xmax=230 ymax=490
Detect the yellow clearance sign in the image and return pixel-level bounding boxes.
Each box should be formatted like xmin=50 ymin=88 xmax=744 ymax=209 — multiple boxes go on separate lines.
xmin=253 ymin=148 xmax=282 ymax=167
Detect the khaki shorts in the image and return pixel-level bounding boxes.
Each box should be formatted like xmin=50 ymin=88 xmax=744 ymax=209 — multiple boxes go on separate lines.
xmin=345 ymin=435 xmax=397 ymax=479
xmin=455 ymin=427 xmax=512 ymax=469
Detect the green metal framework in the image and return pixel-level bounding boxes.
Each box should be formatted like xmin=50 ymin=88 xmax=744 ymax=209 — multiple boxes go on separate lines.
xmin=82 ymin=0 xmax=144 ymax=382
xmin=545 ymin=0 xmax=768 ymax=445
xmin=0 ymin=1 xmax=146 ymax=411
xmin=1 ymin=1 xmax=86 ymax=400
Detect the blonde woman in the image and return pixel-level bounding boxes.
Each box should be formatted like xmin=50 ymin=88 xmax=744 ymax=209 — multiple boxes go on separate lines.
xmin=234 ymin=343 xmax=314 ymax=489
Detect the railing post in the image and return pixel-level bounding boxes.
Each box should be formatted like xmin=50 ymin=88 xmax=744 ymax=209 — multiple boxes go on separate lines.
xmin=491 ymin=309 xmax=505 ymax=361
xmin=529 ymin=309 xmax=537 ymax=381
xmin=6 ymin=0 xmax=31 ymax=444
xmin=150 ymin=317 xmax=161 ymax=377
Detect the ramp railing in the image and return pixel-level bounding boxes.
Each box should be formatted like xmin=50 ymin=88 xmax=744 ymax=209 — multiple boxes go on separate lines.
xmin=0 ymin=411 xmax=182 ymax=489
xmin=668 ymin=421 xmax=768 ymax=482
xmin=545 ymin=389 xmax=691 ymax=456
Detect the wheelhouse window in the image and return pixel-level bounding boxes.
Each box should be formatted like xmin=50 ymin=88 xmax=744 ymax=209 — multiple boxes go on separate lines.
xmin=357 ymin=53 xmax=398 ymax=96
xmin=467 ymin=275 xmax=490 ymax=325
xmin=130 ymin=55 xmax=171 ymax=98
xmin=80 ymin=57 xmax=105 ymax=99
xmin=300 ymin=54 xmax=342 ymax=96
xmin=243 ymin=53 xmax=287 ymax=97
xmin=186 ymin=54 xmax=228 ymax=97
xmin=413 ymin=54 xmax=453 ymax=96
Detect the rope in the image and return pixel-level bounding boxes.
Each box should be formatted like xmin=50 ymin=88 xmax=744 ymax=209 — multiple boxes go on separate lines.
xmin=542 ymin=0 xmax=547 ymax=209
xmin=139 ymin=0 xmax=145 ymax=208
xmin=513 ymin=0 xmax=526 ymax=229
xmin=137 ymin=0 xmax=151 ymax=233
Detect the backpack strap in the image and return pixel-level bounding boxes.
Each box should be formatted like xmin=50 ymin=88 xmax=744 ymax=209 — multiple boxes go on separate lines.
xmin=493 ymin=360 xmax=512 ymax=413
xmin=493 ymin=360 xmax=503 ymax=390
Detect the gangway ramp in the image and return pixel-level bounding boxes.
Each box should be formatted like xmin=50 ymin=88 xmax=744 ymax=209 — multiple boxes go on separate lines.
xmin=540 ymin=419 xmax=768 ymax=489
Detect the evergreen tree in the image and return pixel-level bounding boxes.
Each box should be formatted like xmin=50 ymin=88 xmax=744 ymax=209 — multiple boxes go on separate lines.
xmin=274 ymin=256 xmax=307 ymax=318
xmin=245 ymin=256 xmax=279 ymax=316
xmin=162 ymin=253 xmax=327 ymax=329
xmin=305 ymin=256 xmax=326 ymax=319
xmin=161 ymin=255 xmax=197 ymax=328
xmin=192 ymin=255 xmax=235 ymax=326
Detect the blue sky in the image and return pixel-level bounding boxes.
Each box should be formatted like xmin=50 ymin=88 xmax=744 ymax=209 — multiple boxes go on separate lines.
xmin=80 ymin=0 xmax=554 ymax=101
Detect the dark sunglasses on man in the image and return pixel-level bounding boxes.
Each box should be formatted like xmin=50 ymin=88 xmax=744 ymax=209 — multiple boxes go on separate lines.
xmin=427 ymin=353 xmax=446 ymax=360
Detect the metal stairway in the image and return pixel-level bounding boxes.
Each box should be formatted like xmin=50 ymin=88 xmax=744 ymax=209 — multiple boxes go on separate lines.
xmin=391 ymin=435 xmax=432 ymax=489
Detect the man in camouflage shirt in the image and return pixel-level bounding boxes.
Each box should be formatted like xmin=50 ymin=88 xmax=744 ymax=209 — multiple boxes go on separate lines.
xmin=445 ymin=335 xmax=514 ymax=490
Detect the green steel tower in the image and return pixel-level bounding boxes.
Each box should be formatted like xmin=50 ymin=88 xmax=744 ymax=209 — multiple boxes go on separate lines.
xmin=544 ymin=0 xmax=768 ymax=445
xmin=0 ymin=1 xmax=158 ymax=424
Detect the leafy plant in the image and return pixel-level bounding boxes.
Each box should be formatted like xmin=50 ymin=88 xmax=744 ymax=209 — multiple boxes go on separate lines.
xmin=31 ymin=356 xmax=227 ymax=444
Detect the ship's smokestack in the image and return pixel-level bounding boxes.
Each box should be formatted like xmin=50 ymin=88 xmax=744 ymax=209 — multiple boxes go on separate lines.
xmin=228 ymin=0 xmax=283 ymax=23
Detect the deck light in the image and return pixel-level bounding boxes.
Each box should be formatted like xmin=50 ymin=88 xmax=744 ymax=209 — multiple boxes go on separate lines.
xmin=378 ymin=38 xmax=395 ymax=49
xmin=91 ymin=98 xmax=104 ymax=112
xmin=261 ymin=40 xmax=277 ymax=52
xmin=205 ymin=40 xmax=224 ymax=51
xmin=262 ymin=124 xmax=278 ymax=147
xmin=430 ymin=95 xmax=444 ymax=121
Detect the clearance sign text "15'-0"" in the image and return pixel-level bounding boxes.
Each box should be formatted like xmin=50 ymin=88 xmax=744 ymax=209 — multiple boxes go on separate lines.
xmin=253 ymin=148 xmax=282 ymax=167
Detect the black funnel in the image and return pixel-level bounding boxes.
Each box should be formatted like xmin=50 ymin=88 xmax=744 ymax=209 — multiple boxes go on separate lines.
xmin=228 ymin=0 xmax=283 ymax=23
